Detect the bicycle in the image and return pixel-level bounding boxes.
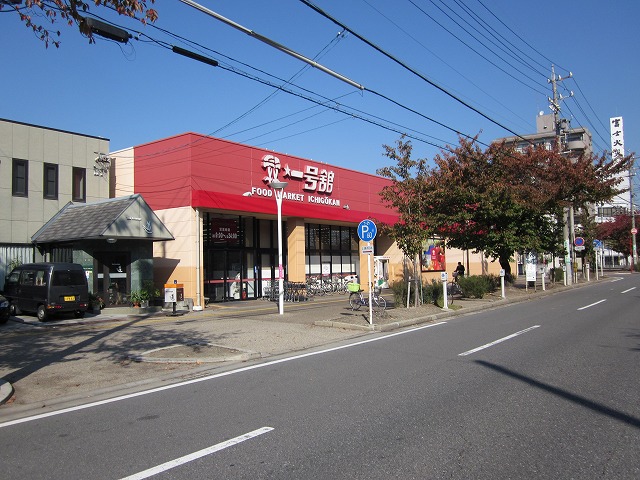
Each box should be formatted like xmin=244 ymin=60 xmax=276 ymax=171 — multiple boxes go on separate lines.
xmin=348 ymin=283 xmax=386 ymax=314
xmin=445 ymin=279 xmax=462 ymax=306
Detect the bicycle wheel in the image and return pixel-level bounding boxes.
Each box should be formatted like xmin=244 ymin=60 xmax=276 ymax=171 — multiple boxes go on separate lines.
xmin=349 ymin=292 xmax=362 ymax=310
xmin=373 ymin=295 xmax=386 ymax=314
xmin=445 ymin=284 xmax=454 ymax=306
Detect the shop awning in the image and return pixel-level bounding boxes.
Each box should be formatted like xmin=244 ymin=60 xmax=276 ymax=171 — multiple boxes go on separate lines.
xmin=31 ymin=194 xmax=174 ymax=244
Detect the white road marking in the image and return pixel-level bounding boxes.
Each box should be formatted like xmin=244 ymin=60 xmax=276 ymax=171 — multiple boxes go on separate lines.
xmin=577 ymin=299 xmax=606 ymax=310
xmin=458 ymin=325 xmax=540 ymax=356
xmin=621 ymin=287 xmax=636 ymax=294
xmin=119 ymin=427 xmax=273 ymax=480
xmin=0 ymin=322 xmax=447 ymax=428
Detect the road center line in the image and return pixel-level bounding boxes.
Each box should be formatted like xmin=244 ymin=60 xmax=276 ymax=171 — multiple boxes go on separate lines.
xmin=458 ymin=325 xmax=540 ymax=356
xmin=119 ymin=427 xmax=273 ymax=480
xmin=621 ymin=287 xmax=636 ymax=294
xmin=577 ymin=299 xmax=606 ymax=310
xmin=0 ymin=322 xmax=447 ymax=428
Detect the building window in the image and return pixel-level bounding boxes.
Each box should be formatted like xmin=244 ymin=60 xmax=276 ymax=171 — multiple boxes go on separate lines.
xmin=598 ymin=206 xmax=628 ymax=217
xmin=72 ymin=167 xmax=86 ymax=202
xmin=43 ymin=163 xmax=58 ymax=199
xmin=12 ymin=158 xmax=28 ymax=197
xmin=305 ymin=224 xmax=358 ymax=277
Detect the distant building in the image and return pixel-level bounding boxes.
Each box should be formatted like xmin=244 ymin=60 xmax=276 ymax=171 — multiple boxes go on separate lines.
xmin=0 ymin=118 xmax=173 ymax=303
xmin=498 ymin=113 xmax=592 ymax=157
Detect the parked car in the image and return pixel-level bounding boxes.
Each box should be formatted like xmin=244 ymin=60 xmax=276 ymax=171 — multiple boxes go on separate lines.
xmin=3 ymin=263 xmax=89 ymax=321
xmin=0 ymin=294 xmax=9 ymax=324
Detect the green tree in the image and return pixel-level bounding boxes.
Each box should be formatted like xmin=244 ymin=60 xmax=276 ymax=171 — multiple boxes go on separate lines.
xmin=376 ymin=137 xmax=429 ymax=305
xmin=378 ymin=136 xmax=632 ymax=278
xmin=2 ymin=0 xmax=157 ymax=47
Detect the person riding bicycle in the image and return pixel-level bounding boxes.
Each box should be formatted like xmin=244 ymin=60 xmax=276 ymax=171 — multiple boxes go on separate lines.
xmin=452 ymin=262 xmax=465 ymax=282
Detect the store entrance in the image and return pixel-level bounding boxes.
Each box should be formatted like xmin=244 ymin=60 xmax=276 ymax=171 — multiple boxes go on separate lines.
xmin=94 ymin=252 xmax=131 ymax=307
xmin=205 ymin=249 xmax=257 ymax=302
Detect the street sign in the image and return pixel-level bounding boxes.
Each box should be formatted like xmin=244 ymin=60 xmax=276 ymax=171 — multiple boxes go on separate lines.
xmin=440 ymin=272 xmax=447 ymax=282
xmin=593 ymin=239 xmax=602 ymax=249
xmin=357 ymin=219 xmax=377 ymax=242
xmin=361 ymin=245 xmax=374 ymax=254
xmin=574 ymin=246 xmax=585 ymax=251
xmin=632 ymin=228 xmax=638 ymax=235
xmin=574 ymin=237 xmax=585 ymax=247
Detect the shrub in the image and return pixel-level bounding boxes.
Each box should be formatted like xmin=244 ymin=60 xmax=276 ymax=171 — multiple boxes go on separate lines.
xmin=552 ymin=267 xmax=564 ymax=282
xmin=484 ymin=274 xmax=501 ymax=292
xmin=457 ymin=275 xmax=491 ymax=298
xmin=390 ymin=279 xmax=443 ymax=307
xmin=423 ymin=279 xmax=442 ymax=306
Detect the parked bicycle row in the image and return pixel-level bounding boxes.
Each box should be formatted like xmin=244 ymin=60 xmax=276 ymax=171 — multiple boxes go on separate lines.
xmin=261 ymin=275 xmax=360 ymax=302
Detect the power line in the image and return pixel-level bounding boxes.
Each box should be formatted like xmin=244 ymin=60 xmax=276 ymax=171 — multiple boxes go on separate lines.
xmin=426 ymin=0 xmax=548 ymax=88
xmin=300 ymin=0 xmax=531 ymax=142
xmin=360 ymin=0 xmax=533 ymax=132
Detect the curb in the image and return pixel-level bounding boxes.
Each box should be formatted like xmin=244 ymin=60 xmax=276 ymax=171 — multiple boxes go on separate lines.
xmin=128 ymin=343 xmax=261 ymax=364
xmin=0 ymin=378 xmax=15 ymax=406
xmin=313 ymin=290 xmax=548 ymax=332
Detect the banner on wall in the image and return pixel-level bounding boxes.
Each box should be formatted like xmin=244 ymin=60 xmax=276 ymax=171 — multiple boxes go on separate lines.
xmin=421 ymin=239 xmax=446 ymax=272
xmin=210 ymin=218 xmax=239 ymax=245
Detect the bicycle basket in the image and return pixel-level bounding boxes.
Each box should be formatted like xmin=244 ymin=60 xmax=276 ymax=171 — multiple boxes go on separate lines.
xmin=347 ymin=282 xmax=360 ymax=292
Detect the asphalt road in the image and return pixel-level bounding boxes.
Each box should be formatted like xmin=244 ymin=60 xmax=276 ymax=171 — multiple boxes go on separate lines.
xmin=1 ymin=276 xmax=638 ymax=479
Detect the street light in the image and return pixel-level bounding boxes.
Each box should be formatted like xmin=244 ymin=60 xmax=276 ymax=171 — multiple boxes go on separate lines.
xmin=270 ymin=180 xmax=288 ymax=315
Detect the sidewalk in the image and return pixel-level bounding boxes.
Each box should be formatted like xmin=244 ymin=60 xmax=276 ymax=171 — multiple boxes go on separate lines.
xmin=0 ymin=277 xmax=604 ymax=417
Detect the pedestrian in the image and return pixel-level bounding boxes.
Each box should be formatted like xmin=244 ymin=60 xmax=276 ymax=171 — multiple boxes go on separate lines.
xmin=453 ymin=262 xmax=465 ymax=282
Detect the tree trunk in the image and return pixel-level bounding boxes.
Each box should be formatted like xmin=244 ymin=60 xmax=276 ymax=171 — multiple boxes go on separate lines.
xmin=499 ymin=255 xmax=512 ymax=279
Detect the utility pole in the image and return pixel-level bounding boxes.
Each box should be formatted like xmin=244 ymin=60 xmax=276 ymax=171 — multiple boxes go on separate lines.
xmin=548 ymin=65 xmax=575 ymax=284
xmin=630 ymin=157 xmax=637 ymax=269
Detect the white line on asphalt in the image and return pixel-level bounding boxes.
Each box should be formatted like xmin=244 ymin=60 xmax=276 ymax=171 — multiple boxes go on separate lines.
xmin=621 ymin=287 xmax=636 ymax=294
xmin=458 ymin=325 xmax=540 ymax=356
xmin=119 ymin=426 xmax=273 ymax=480
xmin=0 ymin=322 xmax=447 ymax=428
xmin=577 ymin=299 xmax=606 ymax=310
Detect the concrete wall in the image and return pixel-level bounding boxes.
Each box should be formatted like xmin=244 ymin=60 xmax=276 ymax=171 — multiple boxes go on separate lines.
xmin=0 ymin=119 xmax=110 ymax=245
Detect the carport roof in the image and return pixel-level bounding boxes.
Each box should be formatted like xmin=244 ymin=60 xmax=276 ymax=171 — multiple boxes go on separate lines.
xmin=31 ymin=194 xmax=174 ymax=243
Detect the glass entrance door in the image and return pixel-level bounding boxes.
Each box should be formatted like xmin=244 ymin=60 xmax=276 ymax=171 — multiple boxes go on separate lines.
xmin=95 ymin=253 xmax=130 ymax=307
xmin=205 ymin=250 xmax=256 ymax=302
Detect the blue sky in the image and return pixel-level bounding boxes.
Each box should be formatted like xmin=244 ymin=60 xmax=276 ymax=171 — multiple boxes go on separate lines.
xmin=2 ymin=1 xmax=638 ymax=186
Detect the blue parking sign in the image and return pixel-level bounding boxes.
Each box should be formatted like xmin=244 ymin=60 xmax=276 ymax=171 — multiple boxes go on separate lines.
xmin=357 ymin=219 xmax=377 ymax=242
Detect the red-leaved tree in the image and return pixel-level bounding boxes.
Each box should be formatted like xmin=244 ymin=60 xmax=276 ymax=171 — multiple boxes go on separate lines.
xmin=378 ymin=136 xmax=632 ymax=278
xmin=596 ymin=214 xmax=636 ymax=257
xmin=1 ymin=0 xmax=157 ymax=47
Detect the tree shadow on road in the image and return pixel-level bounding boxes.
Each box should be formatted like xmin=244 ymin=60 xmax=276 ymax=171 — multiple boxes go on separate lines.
xmin=475 ymin=359 xmax=640 ymax=429
xmin=0 ymin=315 xmax=217 ymax=386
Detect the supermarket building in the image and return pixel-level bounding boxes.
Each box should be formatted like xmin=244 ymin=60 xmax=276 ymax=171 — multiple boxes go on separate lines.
xmin=113 ymin=133 xmax=500 ymax=307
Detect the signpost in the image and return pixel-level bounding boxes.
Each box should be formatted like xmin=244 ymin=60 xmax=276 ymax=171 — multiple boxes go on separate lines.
xmin=441 ymin=272 xmax=449 ymax=310
xmin=358 ymin=220 xmax=377 ymax=324
xmin=357 ymin=220 xmax=377 ymax=242
xmin=164 ymin=282 xmax=184 ymax=317
xmin=593 ymin=239 xmax=602 ymax=280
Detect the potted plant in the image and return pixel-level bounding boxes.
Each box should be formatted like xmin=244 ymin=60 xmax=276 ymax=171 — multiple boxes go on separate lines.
xmin=129 ymin=291 xmax=141 ymax=307
xmin=140 ymin=281 xmax=160 ymax=308
xmin=88 ymin=292 xmax=104 ymax=313
xmin=139 ymin=289 xmax=150 ymax=308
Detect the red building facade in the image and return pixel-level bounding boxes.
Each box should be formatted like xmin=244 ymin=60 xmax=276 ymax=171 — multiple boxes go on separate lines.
xmin=117 ymin=133 xmax=401 ymax=305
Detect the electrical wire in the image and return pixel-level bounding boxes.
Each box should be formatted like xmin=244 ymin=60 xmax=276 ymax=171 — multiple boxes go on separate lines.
xmin=300 ymin=0 xmax=532 ymax=142
xmin=360 ymin=0 xmax=533 ymax=132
